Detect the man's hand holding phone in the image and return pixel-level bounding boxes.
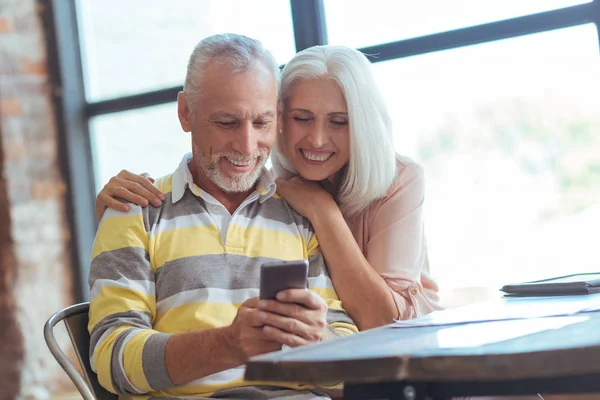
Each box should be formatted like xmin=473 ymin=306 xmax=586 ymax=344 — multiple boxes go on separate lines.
xmin=258 ymin=288 xmax=329 ymax=347
xmin=226 ymin=297 xmax=282 ymax=362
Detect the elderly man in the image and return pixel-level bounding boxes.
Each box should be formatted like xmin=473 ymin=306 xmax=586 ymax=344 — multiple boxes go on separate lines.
xmin=88 ymin=34 xmax=356 ymax=400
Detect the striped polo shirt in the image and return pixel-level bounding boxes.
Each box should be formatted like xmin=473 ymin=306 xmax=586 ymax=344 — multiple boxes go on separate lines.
xmin=88 ymin=153 xmax=357 ymax=399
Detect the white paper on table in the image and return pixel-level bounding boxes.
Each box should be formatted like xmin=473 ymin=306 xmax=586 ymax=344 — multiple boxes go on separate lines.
xmin=435 ymin=316 xmax=588 ymax=348
xmin=393 ymin=292 xmax=600 ymax=328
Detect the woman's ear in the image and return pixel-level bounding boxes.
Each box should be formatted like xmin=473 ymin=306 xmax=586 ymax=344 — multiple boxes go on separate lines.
xmin=177 ymin=91 xmax=191 ymax=132
xmin=277 ymin=106 xmax=284 ymax=139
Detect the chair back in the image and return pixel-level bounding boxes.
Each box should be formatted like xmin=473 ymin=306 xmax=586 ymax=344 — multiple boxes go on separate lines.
xmin=44 ymin=302 xmax=117 ymax=400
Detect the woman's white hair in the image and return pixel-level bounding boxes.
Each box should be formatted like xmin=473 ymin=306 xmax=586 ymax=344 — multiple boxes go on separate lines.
xmin=272 ymin=45 xmax=398 ymax=217
xmin=183 ymin=33 xmax=280 ymax=111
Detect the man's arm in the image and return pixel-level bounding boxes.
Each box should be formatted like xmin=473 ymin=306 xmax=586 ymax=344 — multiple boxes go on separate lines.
xmin=165 ymin=297 xmax=281 ymax=385
xmin=89 ymin=206 xmax=278 ymax=394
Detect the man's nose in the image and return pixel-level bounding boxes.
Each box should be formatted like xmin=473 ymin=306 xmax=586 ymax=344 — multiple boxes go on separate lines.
xmin=232 ymin=121 xmax=258 ymax=156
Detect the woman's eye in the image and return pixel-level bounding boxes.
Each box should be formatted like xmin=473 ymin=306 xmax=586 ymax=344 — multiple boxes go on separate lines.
xmin=293 ymin=117 xmax=311 ymax=123
xmin=330 ymin=120 xmax=348 ymax=126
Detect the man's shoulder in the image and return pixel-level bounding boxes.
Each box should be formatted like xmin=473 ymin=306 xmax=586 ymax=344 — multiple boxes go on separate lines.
xmin=260 ymin=195 xmax=316 ymax=237
xmin=154 ymin=173 xmax=175 ymax=195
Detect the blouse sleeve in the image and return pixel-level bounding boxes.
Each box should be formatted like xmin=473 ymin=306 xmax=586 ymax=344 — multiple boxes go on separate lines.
xmin=366 ymin=160 xmax=442 ymax=320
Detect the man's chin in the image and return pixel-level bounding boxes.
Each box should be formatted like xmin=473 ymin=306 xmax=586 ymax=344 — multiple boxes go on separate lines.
xmin=214 ymin=173 xmax=261 ymax=193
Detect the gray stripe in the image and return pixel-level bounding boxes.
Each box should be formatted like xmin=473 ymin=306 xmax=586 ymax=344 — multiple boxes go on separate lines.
xmin=210 ymin=386 xmax=329 ymax=399
xmin=146 ymin=190 xmax=209 ymax=226
xmin=307 ymin=254 xmax=327 ymax=280
xmin=155 ymin=188 xmax=313 ymax=237
xmin=156 ymin=254 xmax=326 ymax=301
xmin=239 ymin=197 xmax=313 ymax=236
xmin=142 ymin=332 xmax=174 ymax=390
xmin=327 ymin=308 xmax=355 ymax=327
xmin=110 ymin=328 xmax=145 ymax=396
xmin=89 ymin=310 xmax=153 ymax=360
xmin=89 ymin=247 xmax=153 ymax=286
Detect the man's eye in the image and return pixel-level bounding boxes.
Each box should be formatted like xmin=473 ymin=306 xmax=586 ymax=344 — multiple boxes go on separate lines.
xmin=253 ymin=120 xmax=268 ymax=127
xmin=216 ymin=121 xmax=236 ymax=127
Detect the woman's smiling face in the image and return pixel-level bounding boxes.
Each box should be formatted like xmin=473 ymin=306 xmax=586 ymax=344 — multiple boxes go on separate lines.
xmin=280 ymin=78 xmax=350 ymax=183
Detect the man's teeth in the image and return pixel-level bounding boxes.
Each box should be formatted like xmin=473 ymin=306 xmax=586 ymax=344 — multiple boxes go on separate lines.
xmin=227 ymin=158 xmax=254 ymax=166
xmin=302 ymin=151 xmax=333 ymax=162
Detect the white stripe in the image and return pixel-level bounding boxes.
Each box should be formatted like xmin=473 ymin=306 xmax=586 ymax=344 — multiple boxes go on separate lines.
xmin=157 ymin=287 xmax=258 ymax=314
xmin=90 ymin=325 xmax=119 ymax=372
xmin=232 ymin=214 xmax=302 ymax=237
xmin=184 ymin=366 xmax=245 ymax=387
xmin=333 ymin=327 xmax=355 ymax=336
xmin=149 ymin=214 xmax=216 ymax=236
xmin=308 ymin=275 xmax=334 ymax=290
xmin=90 ymin=278 xmax=155 ymax=301
xmin=116 ymin=329 xmax=146 ymax=394
xmin=101 ymin=205 xmax=143 ymax=222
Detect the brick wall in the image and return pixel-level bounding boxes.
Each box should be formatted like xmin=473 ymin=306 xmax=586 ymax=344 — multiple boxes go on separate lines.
xmin=0 ymin=0 xmax=76 ymax=398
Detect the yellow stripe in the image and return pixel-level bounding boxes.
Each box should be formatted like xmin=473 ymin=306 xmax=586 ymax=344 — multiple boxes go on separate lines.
xmin=153 ymin=378 xmax=311 ymax=398
xmin=307 ymin=235 xmax=320 ymax=257
xmin=93 ymin=326 xmax=130 ymax=394
xmin=155 ymin=174 xmax=173 ymax=194
xmin=309 ymin=287 xmax=344 ymax=311
xmin=123 ymin=330 xmax=155 ymax=392
xmin=154 ymin=224 xmax=307 ymax=267
xmin=154 ymin=302 xmax=240 ymax=333
xmin=226 ymin=224 xmax=306 ymax=260
xmin=153 ymin=224 xmax=223 ymax=268
xmin=89 ymin=285 xmax=155 ymax=329
xmin=92 ymin=215 xmax=148 ymax=259
xmin=330 ymin=322 xmax=359 ymax=334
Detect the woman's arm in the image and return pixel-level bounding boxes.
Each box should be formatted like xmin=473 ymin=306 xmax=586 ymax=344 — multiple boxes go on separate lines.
xmin=276 ymin=178 xmax=398 ymax=330
xmin=276 ymin=162 xmax=440 ymax=331
xmin=310 ymin=201 xmax=399 ymax=330
xmin=95 ymin=170 xmax=164 ymax=220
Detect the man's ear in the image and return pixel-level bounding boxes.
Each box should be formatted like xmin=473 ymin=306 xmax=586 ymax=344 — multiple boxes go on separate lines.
xmin=177 ymin=91 xmax=191 ymax=132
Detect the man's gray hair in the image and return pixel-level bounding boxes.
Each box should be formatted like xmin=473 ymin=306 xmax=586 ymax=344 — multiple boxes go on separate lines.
xmin=183 ymin=33 xmax=280 ymax=111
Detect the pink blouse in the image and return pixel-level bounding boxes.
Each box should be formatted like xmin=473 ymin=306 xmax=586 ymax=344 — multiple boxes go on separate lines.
xmin=345 ymin=155 xmax=442 ymax=320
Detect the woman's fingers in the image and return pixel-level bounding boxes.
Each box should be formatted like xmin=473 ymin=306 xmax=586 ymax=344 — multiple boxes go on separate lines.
xmin=121 ymin=180 xmax=164 ymax=206
xmin=140 ymin=172 xmax=156 ymax=184
xmin=117 ymin=171 xmax=164 ymax=203
xmin=109 ymin=184 xmax=150 ymax=206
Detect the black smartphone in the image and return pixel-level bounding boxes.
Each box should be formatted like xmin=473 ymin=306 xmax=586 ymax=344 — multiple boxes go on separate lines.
xmin=259 ymin=260 xmax=309 ymax=300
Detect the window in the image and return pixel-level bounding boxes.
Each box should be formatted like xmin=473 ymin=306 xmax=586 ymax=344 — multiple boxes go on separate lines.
xmin=58 ymin=0 xmax=600 ymax=300
xmin=77 ymin=0 xmax=296 ymax=101
xmin=325 ymin=0 xmax=592 ymax=48
xmin=372 ymin=24 xmax=600 ymax=289
xmin=89 ymin=103 xmax=189 ymax=193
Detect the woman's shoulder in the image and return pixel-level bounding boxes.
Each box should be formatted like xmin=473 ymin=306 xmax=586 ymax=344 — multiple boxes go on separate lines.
xmin=389 ymin=154 xmax=425 ymax=195
xmin=355 ymin=155 xmax=424 ymax=218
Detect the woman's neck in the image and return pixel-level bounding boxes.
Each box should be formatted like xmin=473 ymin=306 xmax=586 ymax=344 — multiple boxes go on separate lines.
xmin=321 ymin=166 xmax=347 ymax=199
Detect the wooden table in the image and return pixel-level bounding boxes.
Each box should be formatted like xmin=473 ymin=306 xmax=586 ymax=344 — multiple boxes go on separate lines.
xmin=245 ymin=297 xmax=600 ymax=399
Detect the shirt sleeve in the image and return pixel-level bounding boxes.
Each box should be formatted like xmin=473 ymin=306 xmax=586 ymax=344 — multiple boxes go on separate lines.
xmin=88 ymin=205 xmax=174 ymax=396
xmin=305 ymin=231 xmax=358 ymax=336
xmin=367 ymin=161 xmax=442 ymax=320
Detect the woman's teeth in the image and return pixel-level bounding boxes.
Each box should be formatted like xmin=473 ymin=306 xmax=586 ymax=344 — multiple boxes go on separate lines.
xmin=302 ymin=151 xmax=333 ymax=162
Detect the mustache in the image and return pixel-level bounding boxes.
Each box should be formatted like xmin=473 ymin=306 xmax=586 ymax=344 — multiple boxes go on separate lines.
xmin=214 ymin=150 xmax=268 ymax=162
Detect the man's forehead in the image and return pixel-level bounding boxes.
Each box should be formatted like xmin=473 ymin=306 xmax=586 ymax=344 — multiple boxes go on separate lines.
xmin=207 ymin=109 xmax=276 ymax=119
